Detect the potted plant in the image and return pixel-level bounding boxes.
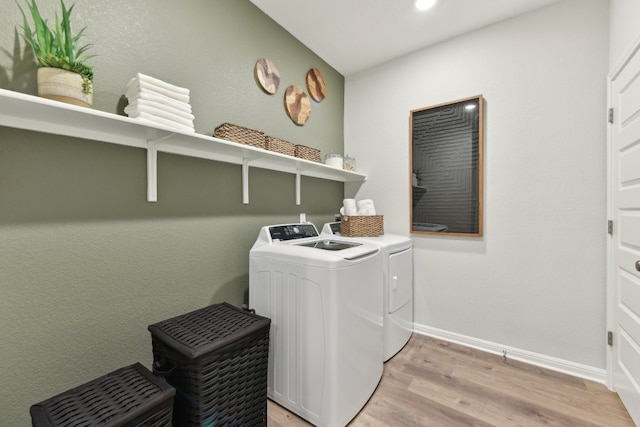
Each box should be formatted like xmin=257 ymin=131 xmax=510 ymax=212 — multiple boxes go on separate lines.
xmin=17 ymin=0 xmax=94 ymax=108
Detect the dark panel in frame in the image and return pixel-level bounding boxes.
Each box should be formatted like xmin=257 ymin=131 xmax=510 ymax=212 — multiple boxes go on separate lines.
xmin=410 ymin=95 xmax=484 ymax=236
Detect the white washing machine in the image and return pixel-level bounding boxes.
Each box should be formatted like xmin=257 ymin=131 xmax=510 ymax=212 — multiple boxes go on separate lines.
xmin=322 ymin=222 xmax=413 ymax=362
xmin=249 ymin=223 xmax=383 ymax=427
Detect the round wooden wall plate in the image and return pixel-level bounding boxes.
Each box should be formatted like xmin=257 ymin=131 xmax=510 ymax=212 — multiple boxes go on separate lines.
xmin=306 ymin=68 xmax=327 ymax=102
xmin=255 ymin=58 xmax=280 ymax=94
xmin=284 ymin=84 xmax=311 ymax=125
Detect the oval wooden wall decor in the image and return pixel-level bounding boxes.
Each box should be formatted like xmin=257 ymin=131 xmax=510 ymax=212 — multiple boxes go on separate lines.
xmin=255 ymin=58 xmax=281 ymax=94
xmin=284 ymin=84 xmax=311 ymax=125
xmin=306 ymin=68 xmax=327 ymax=102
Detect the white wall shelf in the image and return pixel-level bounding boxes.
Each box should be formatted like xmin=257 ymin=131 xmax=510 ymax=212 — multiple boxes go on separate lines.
xmin=0 ymin=88 xmax=366 ymax=204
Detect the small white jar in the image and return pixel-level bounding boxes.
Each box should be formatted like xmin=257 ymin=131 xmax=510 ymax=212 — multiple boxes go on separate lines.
xmin=324 ymin=153 xmax=343 ymax=169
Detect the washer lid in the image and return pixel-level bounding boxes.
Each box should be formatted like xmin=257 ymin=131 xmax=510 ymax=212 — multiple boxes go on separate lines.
xmin=251 ymin=223 xmax=380 ymax=261
xmin=288 ymin=239 xmax=379 ymax=261
xmin=297 ymin=240 xmax=361 ymax=251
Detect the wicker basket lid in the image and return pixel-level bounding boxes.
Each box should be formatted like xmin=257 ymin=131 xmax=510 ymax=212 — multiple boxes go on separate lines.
xmin=30 ymin=363 xmax=174 ymax=426
xmin=148 ymin=302 xmax=270 ymax=359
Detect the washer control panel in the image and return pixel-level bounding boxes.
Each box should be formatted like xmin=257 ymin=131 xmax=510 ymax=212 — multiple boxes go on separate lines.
xmin=326 ymin=222 xmax=341 ymax=235
xmin=269 ymin=224 xmax=319 ymax=241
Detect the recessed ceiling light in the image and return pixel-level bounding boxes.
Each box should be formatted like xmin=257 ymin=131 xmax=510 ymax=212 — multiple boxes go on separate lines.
xmin=415 ymin=0 xmax=436 ymax=11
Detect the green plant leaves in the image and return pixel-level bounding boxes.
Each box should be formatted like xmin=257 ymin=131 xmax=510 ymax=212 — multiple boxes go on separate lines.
xmin=16 ymin=0 xmax=93 ymax=82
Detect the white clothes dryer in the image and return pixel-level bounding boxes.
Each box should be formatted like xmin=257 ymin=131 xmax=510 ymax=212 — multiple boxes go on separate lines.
xmin=322 ymin=222 xmax=413 ymax=362
xmin=249 ymin=223 xmax=383 ymax=427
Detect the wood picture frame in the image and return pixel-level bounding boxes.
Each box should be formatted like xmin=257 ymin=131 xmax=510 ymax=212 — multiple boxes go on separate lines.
xmin=410 ymin=95 xmax=484 ymax=236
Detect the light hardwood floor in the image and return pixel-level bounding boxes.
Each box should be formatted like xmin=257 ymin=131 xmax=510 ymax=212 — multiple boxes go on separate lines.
xmin=267 ymin=334 xmax=635 ymax=427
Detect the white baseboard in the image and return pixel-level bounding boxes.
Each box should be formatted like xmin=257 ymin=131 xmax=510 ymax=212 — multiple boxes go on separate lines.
xmin=412 ymin=323 xmax=607 ymax=385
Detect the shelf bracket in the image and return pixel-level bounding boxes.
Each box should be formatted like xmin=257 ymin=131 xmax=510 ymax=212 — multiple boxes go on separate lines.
xmin=147 ymin=141 xmax=158 ymax=203
xmin=242 ymin=158 xmax=250 ymax=204
xmin=295 ymin=169 xmax=302 ymax=205
xmin=146 ymin=133 xmax=175 ymax=203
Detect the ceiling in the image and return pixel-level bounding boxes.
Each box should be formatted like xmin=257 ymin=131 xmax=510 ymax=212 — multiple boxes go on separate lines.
xmin=249 ymin=0 xmax=563 ymax=76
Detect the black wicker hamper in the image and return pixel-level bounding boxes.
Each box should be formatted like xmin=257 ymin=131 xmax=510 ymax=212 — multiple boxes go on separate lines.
xmin=30 ymin=362 xmax=175 ymax=427
xmin=148 ymin=302 xmax=271 ymax=427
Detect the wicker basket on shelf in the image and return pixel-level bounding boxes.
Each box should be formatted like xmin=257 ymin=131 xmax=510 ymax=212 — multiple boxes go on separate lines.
xmin=294 ymin=144 xmax=321 ymax=162
xmin=265 ymin=136 xmax=296 ymax=156
xmin=214 ymin=123 xmax=266 ymax=149
xmin=340 ymin=215 xmax=384 ymax=237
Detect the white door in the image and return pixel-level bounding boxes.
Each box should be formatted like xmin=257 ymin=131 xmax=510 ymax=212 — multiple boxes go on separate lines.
xmin=608 ymin=38 xmax=640 ymax=426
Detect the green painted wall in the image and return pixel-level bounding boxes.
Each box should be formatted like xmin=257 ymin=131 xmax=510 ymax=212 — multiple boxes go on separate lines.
xmin=0 ymin=1 xmax=344 ymax=424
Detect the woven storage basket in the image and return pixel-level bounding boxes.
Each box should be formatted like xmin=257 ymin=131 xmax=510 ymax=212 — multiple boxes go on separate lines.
xmin=265 ymin=136 xmax=295 ymax=156
xmin=30 ymin=363 xmax=175 ymax=427
xmin=341 ymin=215 xmax=384 ymax=237
xmin=214 ymin=123 xmax=266 ymax=149
xmin=148 ymin=302 xmax=271 ymax=427
xmin=294 ymin=144 xmax=321 ymax=162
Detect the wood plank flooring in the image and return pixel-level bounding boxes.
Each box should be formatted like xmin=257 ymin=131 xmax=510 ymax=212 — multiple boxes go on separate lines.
xmin=267 ymin=334 xmax=635 ymax=427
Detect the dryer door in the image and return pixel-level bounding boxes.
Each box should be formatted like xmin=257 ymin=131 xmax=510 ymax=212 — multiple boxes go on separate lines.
xmin=388 ymin=248 xmax=413 ymax=313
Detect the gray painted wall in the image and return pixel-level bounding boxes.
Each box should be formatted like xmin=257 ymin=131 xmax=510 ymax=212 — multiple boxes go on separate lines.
xmin=0 ymin=1 xmax=344 ymax=425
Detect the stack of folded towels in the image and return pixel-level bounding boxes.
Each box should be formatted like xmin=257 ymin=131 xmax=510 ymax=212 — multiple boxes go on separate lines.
xmin=340 ymin=198 xmax=377 ymax=216
xmin=124 ymin=73 xmax=195 ymax=133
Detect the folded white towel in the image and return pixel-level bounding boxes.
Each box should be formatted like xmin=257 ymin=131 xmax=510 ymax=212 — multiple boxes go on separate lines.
xmin=126 ymin=99 xmax=195 ymax=121
xmin=126 ymin=78 xmax=190 ymax=104
xmin=128 ymin=91 xmax=192 ymax=114
xmin=125 ymin=104 xmax=194 ymax=128
xmin=129 ymin=111 xmax=195 ymax=133
xmin=343 ymin=199 xmax=357 ymax=216
xmin=136 ymin=72 xmax=190 ymax=96
xmin=357 ymin=199 xmax=376 ymax=215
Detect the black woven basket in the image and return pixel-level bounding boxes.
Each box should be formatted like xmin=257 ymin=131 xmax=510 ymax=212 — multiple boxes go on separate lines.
xmin=30 ymin=363 xmax=175 ymax=427
xmin=148 ymin=302 xmax=271 ymax=427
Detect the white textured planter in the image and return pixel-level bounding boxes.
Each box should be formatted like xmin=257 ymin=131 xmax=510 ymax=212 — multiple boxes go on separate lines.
xmin=37 ymin=67 xmax=93 ymax=108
